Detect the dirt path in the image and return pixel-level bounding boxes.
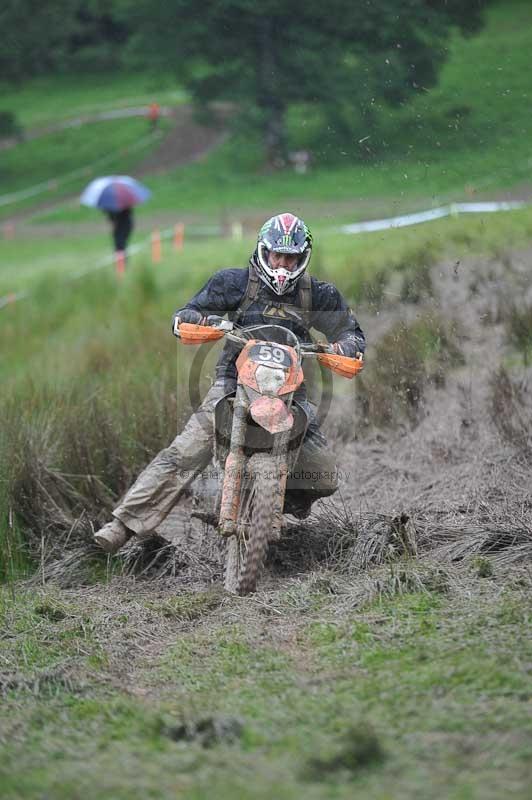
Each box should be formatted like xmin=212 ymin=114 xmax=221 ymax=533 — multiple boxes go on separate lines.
xmin=138 ymin=243 xmax=532 ymax=587
xmin=136 ymin=104 xmax=230 ymax=176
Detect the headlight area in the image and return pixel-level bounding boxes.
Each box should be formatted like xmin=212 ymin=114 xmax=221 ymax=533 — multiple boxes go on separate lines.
xmin=255 ymin=364 xmax=287 ymax=396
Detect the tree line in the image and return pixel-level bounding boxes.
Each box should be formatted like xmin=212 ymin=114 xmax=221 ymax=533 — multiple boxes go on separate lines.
xmin=2 ymin=0 xmax=492 ymax=165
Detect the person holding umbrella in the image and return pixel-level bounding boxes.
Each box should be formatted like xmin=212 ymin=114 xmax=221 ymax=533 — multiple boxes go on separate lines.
xmin=80 ymin=175 xmax=151 ymax=269
xmin=106 ymin=207 xmax=133 ymax=255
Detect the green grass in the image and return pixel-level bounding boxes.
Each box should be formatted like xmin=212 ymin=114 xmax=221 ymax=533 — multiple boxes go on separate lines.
xmin=146 ymin=0 xmax=531 ymax=215
xmin=396 ymin=0 xmax=532 ymax=172
xmin=0 ymin=575 xmax=530 ymax=799
xmin=0 ymin=71 xmax=184 ymax=129
xmin=1 ymin=0 xmax=530 ymax=228
xmin=4 ymin=203 xmax=532 ymax=300
xmin=0 ymin=70 xmax=180 ymax=219
xmin=0 ymin=118 xmax=161 ymax=195
xmin=0 ymin=233 xmax=118 ymax=296
xmin=1 ymin=204 xmax=531 ymax=414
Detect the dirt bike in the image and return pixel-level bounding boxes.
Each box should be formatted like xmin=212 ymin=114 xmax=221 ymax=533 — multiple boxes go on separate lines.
xmin=177 ymin=318 xmax=363 ymax=595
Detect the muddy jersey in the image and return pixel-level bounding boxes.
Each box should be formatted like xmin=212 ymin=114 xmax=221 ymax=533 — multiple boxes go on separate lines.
xmin=173 ymin=266 xmax=366 ymax=381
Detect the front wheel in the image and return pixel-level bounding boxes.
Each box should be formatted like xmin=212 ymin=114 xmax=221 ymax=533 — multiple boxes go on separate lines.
xmin=224 ymin=453 xmax=278 ymax=595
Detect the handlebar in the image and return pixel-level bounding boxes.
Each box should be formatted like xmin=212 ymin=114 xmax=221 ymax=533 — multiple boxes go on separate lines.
xmin=204 ymin=318 xmax=337 ymax=356
xmin=176 ymin=317 xmax=364 ymax=377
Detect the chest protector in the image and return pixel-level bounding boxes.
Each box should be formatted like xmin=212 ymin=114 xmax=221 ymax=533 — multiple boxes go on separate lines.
xmin=234 ymin=267 xmax=312 ymax=329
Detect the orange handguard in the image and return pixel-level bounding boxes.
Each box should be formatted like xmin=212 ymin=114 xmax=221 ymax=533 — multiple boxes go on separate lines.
xmin=317 ymin=353 xmax=364 ymax=379
xmin=178 ymin=322 xmax=225 ymax=344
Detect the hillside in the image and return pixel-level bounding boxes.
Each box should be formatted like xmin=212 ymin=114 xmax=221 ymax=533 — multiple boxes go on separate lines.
xmin=1 ymin=0 xmax=531 ymax=229
xmin=1 ymin=235 xmax=531 ymax=798
xmin=1 ymin=2 xmax=532 ymax=796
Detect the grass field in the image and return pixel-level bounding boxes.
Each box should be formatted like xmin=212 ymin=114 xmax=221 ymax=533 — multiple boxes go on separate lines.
xmin=3 ymin=204 xmax=532 ymax=299
xmin=1 ymin=119 xmax=164 ymax=196
xmin=0 ymin=568 xmax=530 ymax=799
xmin=0 ymin=120 xmax=174 ymax=220
xmin=0 ymin=72 xmax=184 ymax=129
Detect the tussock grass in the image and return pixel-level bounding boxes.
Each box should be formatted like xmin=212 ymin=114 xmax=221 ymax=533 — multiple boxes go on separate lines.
xmin=2 ymin=207 xmax=532 ymax=583
xmin=4 ymin=382 xmax=179 ymax=551
xmin=351 ymin=245 xmax=437 ymax=311
xmin=289 ymin=498 xmax=532 ymax=583
xmin=357 ymin=313 xmax=463 ymax=428
xmin=505 ymin=304 xmax=532 ymax=365
xmin=489 ymin=367 xmax=532 ymax=458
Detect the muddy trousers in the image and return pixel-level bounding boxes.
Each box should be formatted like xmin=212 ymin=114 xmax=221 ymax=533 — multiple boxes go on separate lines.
xmin=113 ymin=385 xmax=339 ymax=536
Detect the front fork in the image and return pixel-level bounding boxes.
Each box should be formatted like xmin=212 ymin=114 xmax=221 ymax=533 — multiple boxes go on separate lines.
xmin=219 ymin=387 xmax=248 ymax=537
xmin=218 ymin=387 xmax=293 ymax=539
xmin=270 ymin=430 xmax=290 ymax=541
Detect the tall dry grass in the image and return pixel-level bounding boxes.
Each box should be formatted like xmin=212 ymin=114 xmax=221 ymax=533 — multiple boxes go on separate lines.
xmin=356 ymin=313 xmax=464 ymax=428
xmin=0 ymin=263 xmax=194 ymax=576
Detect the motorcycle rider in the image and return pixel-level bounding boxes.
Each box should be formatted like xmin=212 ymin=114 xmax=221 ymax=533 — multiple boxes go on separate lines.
xmin=94 ymin=213 xmax=365 ymax=553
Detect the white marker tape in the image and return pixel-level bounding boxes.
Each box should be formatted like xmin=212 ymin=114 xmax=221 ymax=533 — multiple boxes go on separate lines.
xmin=341 ymin=201 xmax=526 ymax=234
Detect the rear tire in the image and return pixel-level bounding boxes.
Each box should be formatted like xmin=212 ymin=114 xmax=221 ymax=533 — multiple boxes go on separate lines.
xmin=224 ymin=453 xmax=277 ymax=595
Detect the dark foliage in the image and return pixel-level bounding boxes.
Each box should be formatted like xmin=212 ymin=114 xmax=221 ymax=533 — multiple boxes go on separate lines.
xmin=1 ymin=0 xmax=128 ymax=81
xmin=122 ymin=0 xmax=491 ymax=164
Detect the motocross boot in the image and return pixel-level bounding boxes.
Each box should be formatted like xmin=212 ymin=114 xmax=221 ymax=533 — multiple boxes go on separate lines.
xmin=284 ymin=492 xmax=313 ymax=520
xmin=94 ymin=518 xmax=132 ymax=554
xmin=290 ymin=503 xmax=313 ymax=520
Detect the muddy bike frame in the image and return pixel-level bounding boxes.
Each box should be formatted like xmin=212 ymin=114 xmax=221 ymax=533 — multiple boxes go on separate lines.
xmin=177 ymin=318 xmax=363 ymax=593
xmin=215 ymin=323 xmax=309 ymax=539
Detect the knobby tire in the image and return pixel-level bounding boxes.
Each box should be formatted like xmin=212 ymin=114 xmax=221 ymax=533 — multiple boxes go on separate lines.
xmin=224 ymin=453 xmax=277 ymax=595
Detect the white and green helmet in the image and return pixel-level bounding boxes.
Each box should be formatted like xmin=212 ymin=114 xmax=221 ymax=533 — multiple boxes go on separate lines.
xmin=252 ymin=212 xmax=313 ymax=296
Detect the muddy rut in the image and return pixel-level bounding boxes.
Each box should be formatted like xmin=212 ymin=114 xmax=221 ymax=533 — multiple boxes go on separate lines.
xmin=129 ymin=244 xmax=532 ymax=590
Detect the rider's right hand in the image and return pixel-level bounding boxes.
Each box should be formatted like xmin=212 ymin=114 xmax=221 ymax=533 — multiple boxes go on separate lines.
xmin=172 ymin=308 xmax=204 ymax=336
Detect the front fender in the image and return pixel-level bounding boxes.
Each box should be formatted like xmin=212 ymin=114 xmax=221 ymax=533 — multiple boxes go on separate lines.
xmin=249 ymin=397 xmax=294 ymax=434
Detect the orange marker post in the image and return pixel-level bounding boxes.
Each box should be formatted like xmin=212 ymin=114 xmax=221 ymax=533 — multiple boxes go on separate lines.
xmin=173 ymin=222 xmax=185 ymax=251
xmin=151 ymin=229 xmax=162 ymax=263
xmin=115 ymin=250 xmax=126 ymax=278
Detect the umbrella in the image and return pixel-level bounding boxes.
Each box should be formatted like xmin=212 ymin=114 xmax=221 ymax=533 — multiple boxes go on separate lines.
xmin=80 ymin=175 xmax=151 ymax=212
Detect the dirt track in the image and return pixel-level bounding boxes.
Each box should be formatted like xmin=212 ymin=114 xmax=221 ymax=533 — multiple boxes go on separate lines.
xmin=130 ymin=243 xmax=532 ymax=590
xmin=25 ymin=237 xmax=530 ymax=595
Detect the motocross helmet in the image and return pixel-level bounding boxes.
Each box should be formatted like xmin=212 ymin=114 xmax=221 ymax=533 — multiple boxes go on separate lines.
xmin=251 ymin=213 xmax=312 ymax=296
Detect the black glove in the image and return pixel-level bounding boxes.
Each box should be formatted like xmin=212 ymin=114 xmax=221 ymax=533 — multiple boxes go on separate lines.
xmin=176 ymin=308 xmax=203 ymax=324
xmin=172 ymin=308 xmax=204 ymax=337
